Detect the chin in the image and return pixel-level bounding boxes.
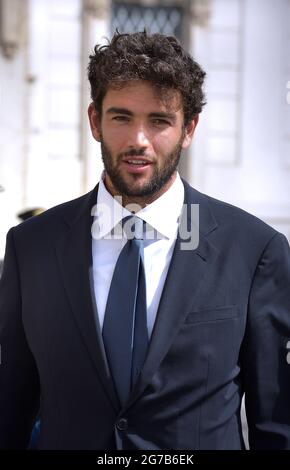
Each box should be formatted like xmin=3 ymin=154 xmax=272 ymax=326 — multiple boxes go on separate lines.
xmin=122 ymin=177 xmax=151 ymax=192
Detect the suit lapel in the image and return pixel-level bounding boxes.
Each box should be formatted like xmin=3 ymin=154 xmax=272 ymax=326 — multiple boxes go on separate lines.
xmin=55 ymin=187 xmax=120 ymax=412
xmin=127 ymin=181 xmax=220 ymax=407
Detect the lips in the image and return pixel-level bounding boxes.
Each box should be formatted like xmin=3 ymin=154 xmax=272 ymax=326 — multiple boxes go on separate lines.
xmin=122 ymin=156 xmax=152 ymax=165
xmin=122 ymin=156 xmax=152 ymax=174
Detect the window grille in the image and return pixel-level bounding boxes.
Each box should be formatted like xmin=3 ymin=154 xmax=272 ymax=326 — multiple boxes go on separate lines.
xmin=111 ymin=1 xmax=183 ymax=40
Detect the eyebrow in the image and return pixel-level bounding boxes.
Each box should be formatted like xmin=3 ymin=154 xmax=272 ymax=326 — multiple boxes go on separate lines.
xmin=106 ymin=107 xmax=177 ymax=122
xmin=106 ymin=107 xmax=133 ymax=116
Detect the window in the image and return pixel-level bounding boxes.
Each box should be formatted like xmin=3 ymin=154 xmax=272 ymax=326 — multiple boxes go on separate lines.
xmin=111 ymin=1 xmax=183 ymax=40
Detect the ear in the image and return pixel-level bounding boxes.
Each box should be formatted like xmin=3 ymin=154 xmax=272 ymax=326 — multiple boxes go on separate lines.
xmin=88 ymin=102 xmax=101 ymax=142
xmin=181 ymin=115 xmax=199 ymax=149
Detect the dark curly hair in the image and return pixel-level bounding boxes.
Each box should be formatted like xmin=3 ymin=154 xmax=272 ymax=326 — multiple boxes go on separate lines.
xmin=88 ymin=31 xmax=206 ymax=126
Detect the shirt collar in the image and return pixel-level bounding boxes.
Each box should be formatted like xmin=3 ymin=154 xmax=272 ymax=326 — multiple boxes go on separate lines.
xmin=95 ymin=171 xmax=184 ymax=240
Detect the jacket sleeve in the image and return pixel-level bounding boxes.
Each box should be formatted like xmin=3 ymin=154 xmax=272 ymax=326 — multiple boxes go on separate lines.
xmin=0 ymin=228 xmax=40 ymax=449
xmin=241 ymin=232 xmax=290 ymax=449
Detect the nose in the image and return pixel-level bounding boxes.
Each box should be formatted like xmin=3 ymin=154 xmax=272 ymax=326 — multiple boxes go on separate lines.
xmin=128 ymin=123 xmax=150 ymax=148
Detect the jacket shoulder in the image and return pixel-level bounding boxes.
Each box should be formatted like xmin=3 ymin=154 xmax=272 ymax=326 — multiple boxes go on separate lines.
xmin=207 ymin=193 xmax=276 ymax=236
xmin=12 ymin=188 xmax=96 ymax=240
xmin=183 ymin=181 xmax=278 ymax=244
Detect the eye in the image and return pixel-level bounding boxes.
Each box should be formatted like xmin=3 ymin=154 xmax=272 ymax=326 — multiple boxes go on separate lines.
xmin=112 ymin=115 xmax=130 ymax=122
xmin=151 ymin=118 xmax=170 ymax=127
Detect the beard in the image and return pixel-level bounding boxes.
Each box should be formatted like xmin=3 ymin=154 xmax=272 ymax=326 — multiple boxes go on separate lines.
xmin=100 ymin=135 xmax=184 ymax=198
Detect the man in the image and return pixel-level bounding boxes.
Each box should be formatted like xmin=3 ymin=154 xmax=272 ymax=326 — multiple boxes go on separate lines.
xmin=0 ymin=31 xmax=290 ymax=450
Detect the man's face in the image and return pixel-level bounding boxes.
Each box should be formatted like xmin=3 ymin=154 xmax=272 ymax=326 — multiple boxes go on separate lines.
xmin=88 ymin=80 xmax=198 ymax=204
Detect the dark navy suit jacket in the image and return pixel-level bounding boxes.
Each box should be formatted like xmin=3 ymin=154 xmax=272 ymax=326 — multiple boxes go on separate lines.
xmin=1 ymin=180 xmax=290 ymax=449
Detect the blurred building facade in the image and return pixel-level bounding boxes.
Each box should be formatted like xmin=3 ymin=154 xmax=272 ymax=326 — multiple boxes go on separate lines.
xmin=0 ymin=0 xmax=290 ymax=257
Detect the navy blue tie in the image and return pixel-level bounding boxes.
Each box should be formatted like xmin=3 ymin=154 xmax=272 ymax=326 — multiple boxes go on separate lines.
xmin=102 ymin=216 xmax=149 ymax=406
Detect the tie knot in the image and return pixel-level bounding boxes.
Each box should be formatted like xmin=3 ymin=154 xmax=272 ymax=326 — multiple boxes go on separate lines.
xmin=122 ymin=216 xmax=144 ymax=240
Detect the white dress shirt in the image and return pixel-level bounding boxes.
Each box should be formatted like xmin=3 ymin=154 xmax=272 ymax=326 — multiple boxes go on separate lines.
xmin=91 ymin=172 xmax=184 ymax=338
